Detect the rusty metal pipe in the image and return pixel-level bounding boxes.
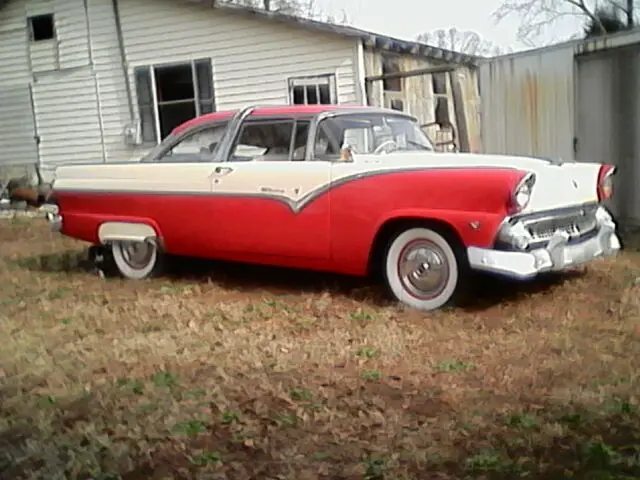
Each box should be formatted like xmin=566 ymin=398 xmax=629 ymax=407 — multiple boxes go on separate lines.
xmin=8 ymin=186 xmax=50 ymax=208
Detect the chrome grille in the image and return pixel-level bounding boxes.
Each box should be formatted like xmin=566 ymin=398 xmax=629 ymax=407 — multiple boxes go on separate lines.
xmin=524 ymin=210 xmax=598 ymax=243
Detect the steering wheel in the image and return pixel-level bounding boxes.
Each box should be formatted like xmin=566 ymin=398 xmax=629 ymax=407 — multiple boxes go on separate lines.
xmin=373 ymin=140 xmax=398 ymax=154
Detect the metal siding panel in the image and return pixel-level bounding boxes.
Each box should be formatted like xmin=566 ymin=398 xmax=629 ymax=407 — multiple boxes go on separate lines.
xmin=632 ymin=52 xmax=640 ymax=225
xmin=29 ymin=41 xmax=58 ymax=72
xmin=85 ymin=0 xmax=133 ymax=163
xmin=0 ymin=85 xmax=38 ymax=166
xmin=576 ymin=48 xmax=640 ymax=226
xmin=575 ymin=55 xmax=615 ymax=164
xmin=54 ymin=0 xmax=90 ymax=69
xmin=0 ymin=0 xmax=28 ymax=33
xmin=478 ymin=45 xmax=575 ymax=161
xmin=32 ymin=70 xmax=103 ymax=167
xmin=0 ymin=26 xmax=30 ymax=86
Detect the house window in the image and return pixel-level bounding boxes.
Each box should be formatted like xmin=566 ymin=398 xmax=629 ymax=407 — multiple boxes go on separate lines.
xmin=134 ymin=58 xmax=215 ymax=143
xmin=432 ymin=72 xmax=450 ymax=127
xmin=28 ymin=14 xmax=55 ymax=42
xmin=389 ymin=99 xmax=404 ymax=111
xmin=381 ymin=54 xmax=402 ymax=92
xmin=288 ymin=75 xmax=336 ymax=105
xmin=432 ymin=72 xmax=448 ymax=95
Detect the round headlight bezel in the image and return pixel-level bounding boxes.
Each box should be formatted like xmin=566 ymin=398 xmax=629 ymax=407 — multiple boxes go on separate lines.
xmin=510 ymin=172 xmax=536 ymax=214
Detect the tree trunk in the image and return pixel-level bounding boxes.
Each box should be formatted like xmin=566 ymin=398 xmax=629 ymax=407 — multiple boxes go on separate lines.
xmin=627 ymin=0 xmax=634 ymax=26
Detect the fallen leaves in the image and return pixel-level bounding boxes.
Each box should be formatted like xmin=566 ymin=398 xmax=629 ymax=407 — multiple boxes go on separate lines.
xmin=1 ymin=221 xmax=640 ymax=479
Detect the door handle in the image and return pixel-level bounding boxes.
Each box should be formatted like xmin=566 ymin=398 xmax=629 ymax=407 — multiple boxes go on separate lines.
xmin=212 ymin=166 xmax=233 ymax=175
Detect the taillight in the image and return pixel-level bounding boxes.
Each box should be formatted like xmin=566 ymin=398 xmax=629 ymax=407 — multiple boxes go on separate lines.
xmin=508 ymin=172 xmax=536 ymax=214
xmin=597 ymin=164 xmax=615 ymax=201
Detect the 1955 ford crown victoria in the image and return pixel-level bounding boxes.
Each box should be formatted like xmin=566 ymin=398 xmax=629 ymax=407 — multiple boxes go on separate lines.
xmin=40 ymin=104 xmax=620 ymax=311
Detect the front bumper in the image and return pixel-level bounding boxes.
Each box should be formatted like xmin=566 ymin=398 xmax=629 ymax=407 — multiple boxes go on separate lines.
xmin=467 ymin=206 xmax=621 ymax=280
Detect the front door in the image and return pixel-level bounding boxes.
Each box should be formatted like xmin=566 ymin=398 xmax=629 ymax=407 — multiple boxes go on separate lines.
xmin=141 ymin=121 xmax=228 ymax=257
xmin=210 ymin=117 xmax=332 ymax=259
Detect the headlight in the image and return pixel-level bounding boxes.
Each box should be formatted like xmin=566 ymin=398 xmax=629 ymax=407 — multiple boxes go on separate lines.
xmin=510 ymin=173 xmax=535 ymax=214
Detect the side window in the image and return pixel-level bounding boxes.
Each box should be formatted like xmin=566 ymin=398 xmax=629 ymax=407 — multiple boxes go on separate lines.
xmin=229 ymin=120 xmax=294 ymax=162
xmin=313 ymin=122 xmax=340 ymax=161
xmin=156 ymin=122 xmax=227 ymax=163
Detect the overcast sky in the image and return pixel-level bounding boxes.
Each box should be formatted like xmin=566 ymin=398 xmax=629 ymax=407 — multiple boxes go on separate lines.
xmin=315 ymin=0 xmax=586 ymax=53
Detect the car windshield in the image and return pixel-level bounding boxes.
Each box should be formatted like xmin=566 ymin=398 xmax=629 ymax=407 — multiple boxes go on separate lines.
xmin=317 ymin=113 xmax=434 ymax=155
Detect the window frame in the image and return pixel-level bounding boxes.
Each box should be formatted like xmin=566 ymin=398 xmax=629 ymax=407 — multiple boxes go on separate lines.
xmin=133 ymin=58 xmax=215 ymax=145
xmin=287 ymin=74 xmax=337 ymax=105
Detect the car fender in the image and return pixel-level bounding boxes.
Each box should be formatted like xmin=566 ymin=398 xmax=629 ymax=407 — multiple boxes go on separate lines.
xmin=97 ymin=220 xmax=160 ymax=245
xmin=373 ymin=208 xmax=506 ymax=249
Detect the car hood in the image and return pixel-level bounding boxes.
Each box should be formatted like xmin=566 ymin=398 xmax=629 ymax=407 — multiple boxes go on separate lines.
xmin=351 ymin=151 xmax=603 ymax=214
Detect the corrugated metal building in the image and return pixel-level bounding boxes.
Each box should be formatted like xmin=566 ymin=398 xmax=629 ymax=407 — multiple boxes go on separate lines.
xmin=0 ymin=0 xmax=478 ymax=180
xmin=478 ymin=28 xmax=640 ymax=226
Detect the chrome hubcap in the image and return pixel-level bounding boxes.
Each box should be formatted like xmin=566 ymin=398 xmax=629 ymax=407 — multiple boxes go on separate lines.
xmin=119 ymin=241 xmax=154 ymax=270
xmin=398 ymin=240 xmax=449 ymax=298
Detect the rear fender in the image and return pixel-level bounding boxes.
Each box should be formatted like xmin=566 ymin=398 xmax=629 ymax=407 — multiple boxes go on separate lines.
xmin=59 ymin=212 xmax=163 ymax=247
xmin=98 ymin=221 xmax=160 ymax=245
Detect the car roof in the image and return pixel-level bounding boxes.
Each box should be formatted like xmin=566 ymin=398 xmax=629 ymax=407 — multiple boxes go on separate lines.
xmin=171 ymin=104 xmax=399 ymax=135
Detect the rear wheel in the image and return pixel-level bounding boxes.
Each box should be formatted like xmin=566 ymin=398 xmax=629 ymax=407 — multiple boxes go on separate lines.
xmin=110 ymin=239 xmax=163 ymax=280
xmin=383 ymin=227 xmax=469 ymax=311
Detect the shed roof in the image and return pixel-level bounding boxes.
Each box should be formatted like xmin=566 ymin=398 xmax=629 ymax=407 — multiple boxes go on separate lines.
xmin=189 ymin=1 xmax=479 ymax=66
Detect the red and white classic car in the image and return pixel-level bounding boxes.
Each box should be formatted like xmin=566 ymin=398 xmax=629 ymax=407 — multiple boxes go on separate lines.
xmin=42 ymin=104 xmax=620 ymax=311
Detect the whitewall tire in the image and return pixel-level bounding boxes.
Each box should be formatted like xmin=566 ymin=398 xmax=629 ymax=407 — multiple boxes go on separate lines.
xmin=384 ymin=227 xmax=466 ymax=311
xmin=110 ymin=239 xmax=162 ymax=280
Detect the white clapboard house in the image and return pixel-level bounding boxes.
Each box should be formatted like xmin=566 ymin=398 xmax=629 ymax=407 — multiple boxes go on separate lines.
xmin=0 ymin=0 xmax=479 ymax=178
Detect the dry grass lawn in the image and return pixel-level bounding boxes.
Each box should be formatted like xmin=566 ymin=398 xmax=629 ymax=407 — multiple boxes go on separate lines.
xmin=1 ymin=218 xmax=640 ymax=480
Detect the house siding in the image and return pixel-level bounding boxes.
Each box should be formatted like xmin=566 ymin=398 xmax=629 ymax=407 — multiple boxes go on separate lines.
xmin=109 ymin=0 xmax=358 ymax=160
xmin=29 ymin=0 xmax=101 ymax=173
xmin=84 ymin=0 xmax=133 ymax=164
xmin=31 ymin=69 xmax=104 ymax=169
xmin=0 ymin=0 xmax=37 ymax=168
xmin=0 ymin=0 xmax=101 ymax=175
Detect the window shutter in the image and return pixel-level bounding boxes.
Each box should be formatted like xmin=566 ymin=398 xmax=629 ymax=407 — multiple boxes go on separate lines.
xmin=134 ymin=66 xmax=157 ymax=143
xmin=195 ymin=59 xmax=215 ymax=115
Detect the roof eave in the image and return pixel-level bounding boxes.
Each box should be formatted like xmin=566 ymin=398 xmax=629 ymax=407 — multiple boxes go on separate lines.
xmin=189 ymin=0 xmax=479 ymax=66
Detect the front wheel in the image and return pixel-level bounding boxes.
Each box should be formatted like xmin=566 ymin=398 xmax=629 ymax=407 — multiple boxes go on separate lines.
xmin=383 ymin=227 xmax=468 ymax=311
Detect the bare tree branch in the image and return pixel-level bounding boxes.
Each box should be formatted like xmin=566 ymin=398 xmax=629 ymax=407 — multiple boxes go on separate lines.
xmin=416 ymin=27 xmax=511 ymax=56
xmin=493 ymin=0 xmax=637 ymax=45
xmin=221 ymin=0 xmax=350 ymax=23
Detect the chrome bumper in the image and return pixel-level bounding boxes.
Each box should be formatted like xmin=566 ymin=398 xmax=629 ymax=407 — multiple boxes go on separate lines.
xmin=43 ymin=205 xmax=62 ymax=232
xmin=467 ymin=207 xmax=621 ymax=280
